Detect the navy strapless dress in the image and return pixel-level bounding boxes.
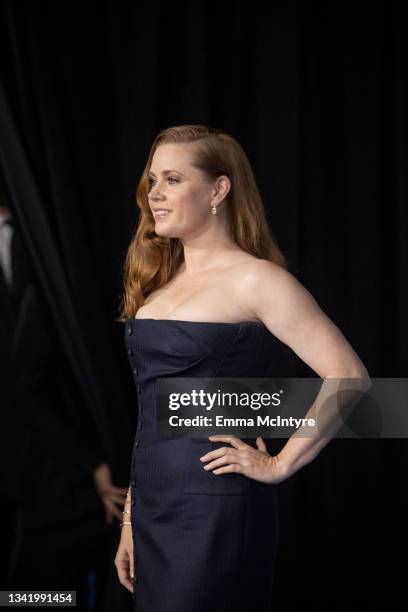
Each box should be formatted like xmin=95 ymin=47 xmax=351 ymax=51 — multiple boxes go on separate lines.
xmin=125 ymin=319 xmax=284 ymax=612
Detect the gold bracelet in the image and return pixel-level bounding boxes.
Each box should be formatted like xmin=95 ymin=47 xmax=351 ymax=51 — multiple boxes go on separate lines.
xmin=120 ymin=521 xmax=132 ymax=527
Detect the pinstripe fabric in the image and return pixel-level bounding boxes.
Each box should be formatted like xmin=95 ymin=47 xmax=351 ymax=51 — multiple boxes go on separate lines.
xmin=125 ymin=319 xmax=283 ymax=612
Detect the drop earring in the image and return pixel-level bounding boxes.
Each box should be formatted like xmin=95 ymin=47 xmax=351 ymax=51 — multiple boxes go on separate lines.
xmin=211 ymin=205 xmax=217 ymax=215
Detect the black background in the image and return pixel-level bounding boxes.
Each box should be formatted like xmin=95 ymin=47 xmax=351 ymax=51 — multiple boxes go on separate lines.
xmin=0 ymin=2 xmax=406 ymax=610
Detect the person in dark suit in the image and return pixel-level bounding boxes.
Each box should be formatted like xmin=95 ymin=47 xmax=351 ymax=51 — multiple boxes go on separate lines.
xmin=0 ymin=198 xmax=129 ymax=610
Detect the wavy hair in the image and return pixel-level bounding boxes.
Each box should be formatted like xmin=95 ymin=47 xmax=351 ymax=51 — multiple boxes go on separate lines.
xmin=117 ymin=124 xmax=287 ymax=322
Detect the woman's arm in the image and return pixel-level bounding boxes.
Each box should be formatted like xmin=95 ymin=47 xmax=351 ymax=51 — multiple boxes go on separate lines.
xmin=115 ymin=484 xmax=134 ymax=593
xmin=121 ymin=485 xmax=131 ymax=525
xmin=241 ymin=260 xmax=371 ymax=476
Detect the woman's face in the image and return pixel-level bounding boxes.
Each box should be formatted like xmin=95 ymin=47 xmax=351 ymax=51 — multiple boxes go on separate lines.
xmin=147 ymin=143 xmax=223 ymax=239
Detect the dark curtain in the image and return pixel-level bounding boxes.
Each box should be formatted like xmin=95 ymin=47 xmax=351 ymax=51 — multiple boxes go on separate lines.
xmin=0 ymin=2 xmax=406 ymax=611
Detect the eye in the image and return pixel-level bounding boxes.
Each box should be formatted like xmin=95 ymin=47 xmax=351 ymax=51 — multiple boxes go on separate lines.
xmin=148 ymin=176 xmax=179 ymax=188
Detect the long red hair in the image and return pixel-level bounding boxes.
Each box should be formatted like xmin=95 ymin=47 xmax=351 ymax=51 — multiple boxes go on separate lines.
xmin=117 ymin=124 xmax=287 ymax=322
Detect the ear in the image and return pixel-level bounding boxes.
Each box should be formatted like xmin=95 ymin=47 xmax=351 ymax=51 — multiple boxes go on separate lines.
xmin=213 ymin=175 xmax=231 ymax=203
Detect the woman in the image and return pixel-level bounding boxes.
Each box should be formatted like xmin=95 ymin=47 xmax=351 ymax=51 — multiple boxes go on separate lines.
xmin=114 ymin=124 xmax=369 ymax=611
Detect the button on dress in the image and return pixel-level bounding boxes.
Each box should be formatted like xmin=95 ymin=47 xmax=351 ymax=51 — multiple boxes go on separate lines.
xmin=125 ymin=319 xmax=284 ymax=612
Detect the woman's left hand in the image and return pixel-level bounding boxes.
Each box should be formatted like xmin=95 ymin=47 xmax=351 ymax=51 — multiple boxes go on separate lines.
xmin=200 ymin=435 xmax=289 ymax=485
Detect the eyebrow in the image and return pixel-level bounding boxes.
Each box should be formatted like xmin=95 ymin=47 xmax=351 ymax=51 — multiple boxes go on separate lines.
xmin=148 ymin=169 xmax=185 ymax=177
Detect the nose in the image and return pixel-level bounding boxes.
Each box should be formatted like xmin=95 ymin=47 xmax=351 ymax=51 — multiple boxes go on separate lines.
xmin=149 ymin=192 xmax=165 ymax=204
xmin=148 ymin=183 xmax=163 ymax=200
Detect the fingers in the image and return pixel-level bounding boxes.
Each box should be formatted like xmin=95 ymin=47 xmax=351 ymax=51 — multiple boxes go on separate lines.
xmin=201 ymin=448 xmax=242 ymax=470
xmin=200 ymin=446 xmax=248 ymax=474
xmin=130 ymin=549 xmax=134 ymax=580
xmin=200 ymin=437 xmax=283 ymax=485
xmin=256 ymin=436 xmax=267 ymax=452
xmin=203 ymin=454 xmax=245 ymax=473
xmin=211 ymin=463 xmax=243 ymax=475
xmin=208 ymin=435 xmax=248 ymax=450
xmin=200 ymin=443 xmax=274 ymax=480
xmin=115 ymin=552 xmax=134 ymax=594
xmin=118 ymin=568 xmax=133 ymax=593
xmin=200 ymin=446 xmax=239 ymax=462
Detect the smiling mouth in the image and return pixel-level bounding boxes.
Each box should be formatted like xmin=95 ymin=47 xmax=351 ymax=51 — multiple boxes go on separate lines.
xmin=153 ymin=209 xmax=172 ymax=218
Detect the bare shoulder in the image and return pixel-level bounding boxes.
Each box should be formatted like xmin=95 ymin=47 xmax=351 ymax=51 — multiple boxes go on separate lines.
xmin=234 ymin=257 xmax=321 ymax=330
xmin=234 ymin=258 xmax=369 ymax=378
xmin=234 ymin=257 xmax=300 ymax=294
xmin=239 ymin=257 xmax=285 ymax=277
